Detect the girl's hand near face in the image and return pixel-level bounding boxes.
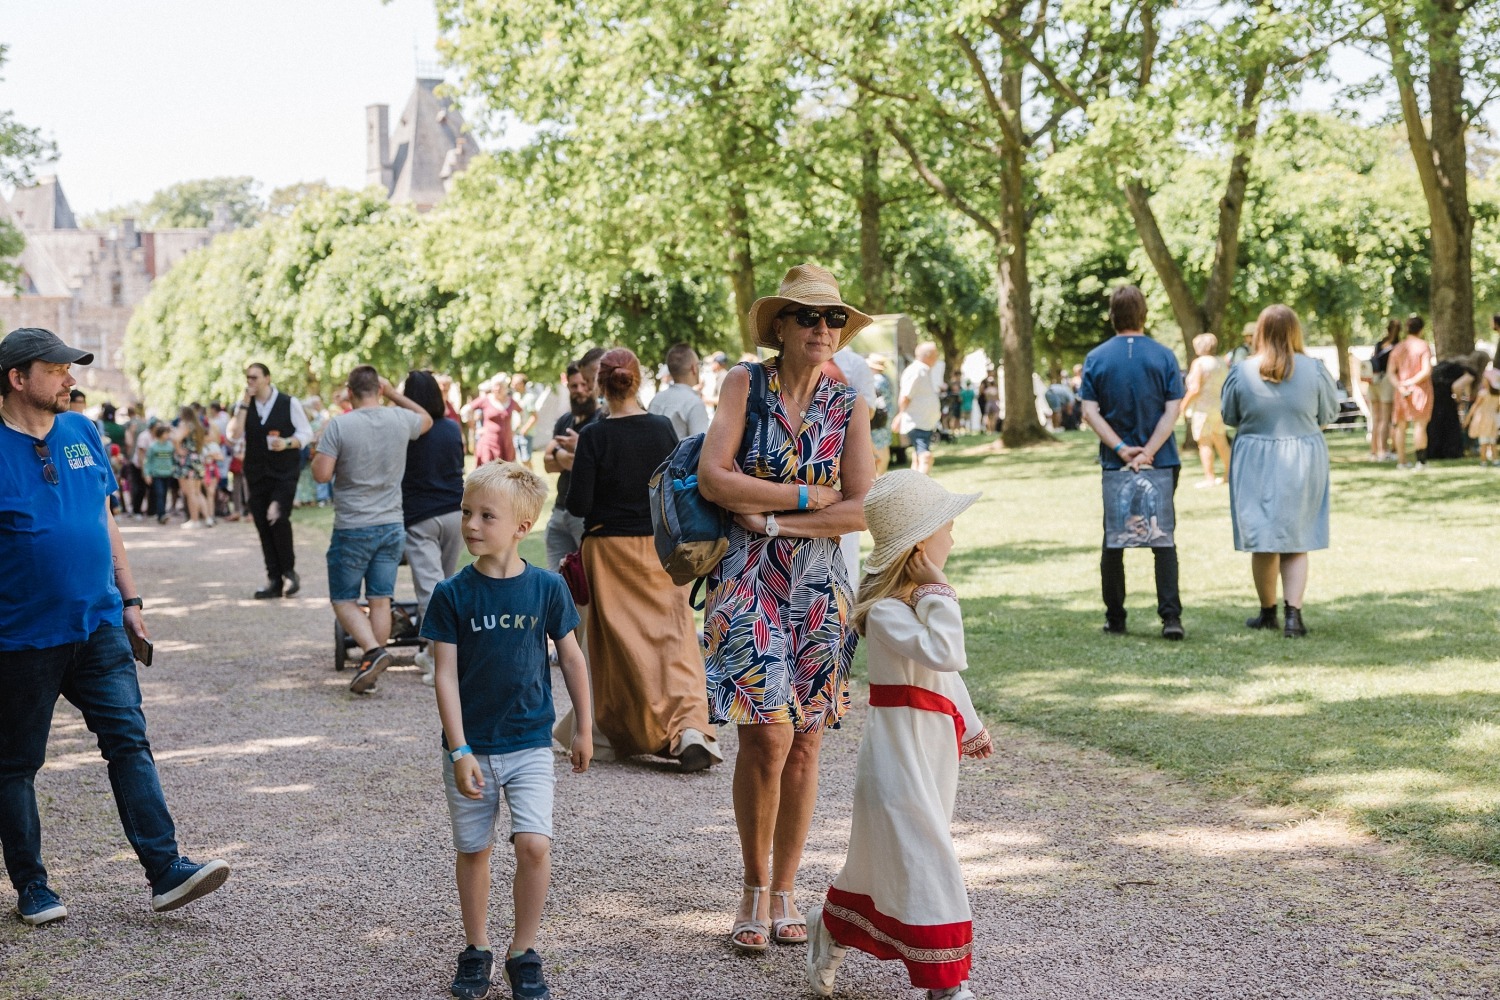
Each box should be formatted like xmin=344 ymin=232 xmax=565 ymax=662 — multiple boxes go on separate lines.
xmin=907 ymin=547 xmax=948 ymax=587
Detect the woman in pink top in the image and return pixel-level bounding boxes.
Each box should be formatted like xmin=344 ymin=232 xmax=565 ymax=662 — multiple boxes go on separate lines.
xmin=463 ymin=378 xmax=521 ymax=465
xmin=1388 ymin=315 xmax=1436 ymax=469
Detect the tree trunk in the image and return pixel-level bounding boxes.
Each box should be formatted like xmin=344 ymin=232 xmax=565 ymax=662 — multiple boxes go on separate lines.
xmin=996 ymin=69 xmax=1049 ymax=448
xmin=1388 ymin=5 xmax=1475 ymax=358
xmin=1330 ymin=318 xmax=1352 ymax=391
xmin=726 ymin=179 xmax=757 ymax=355
xmin=857 ymin=120 xmax=887 ymax=315
xmin=932 ymin=325 xmax=960 ymax=380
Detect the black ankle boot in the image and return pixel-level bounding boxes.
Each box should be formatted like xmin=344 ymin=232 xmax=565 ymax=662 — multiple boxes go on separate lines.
xmin=1246 ymin=606 xmax=1278 ymax=630
xmin=1283 ymin=603 xmax=1306 ymax=638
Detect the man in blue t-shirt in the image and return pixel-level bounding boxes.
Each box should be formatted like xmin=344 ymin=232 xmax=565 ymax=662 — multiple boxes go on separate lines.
xmin=1079 ymin=287 xmax=1187 ymax=640
xmin=0 ymin=327 xmax=230 ymax=927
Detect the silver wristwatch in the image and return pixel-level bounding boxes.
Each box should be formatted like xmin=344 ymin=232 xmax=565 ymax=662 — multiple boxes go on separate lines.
xmin=764 ymin=513 xmax=781 ymax=537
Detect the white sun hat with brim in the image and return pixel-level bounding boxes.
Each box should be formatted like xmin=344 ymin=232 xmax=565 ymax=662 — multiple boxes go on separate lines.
xmin=747 ymin=263 xmax=873 ymax=352
xmin=862 ymin=469 xmax=981 ymax=575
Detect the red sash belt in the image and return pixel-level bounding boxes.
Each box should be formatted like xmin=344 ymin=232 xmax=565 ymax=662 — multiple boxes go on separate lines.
xmin=868 ymin=683 xmax=964 ymax=756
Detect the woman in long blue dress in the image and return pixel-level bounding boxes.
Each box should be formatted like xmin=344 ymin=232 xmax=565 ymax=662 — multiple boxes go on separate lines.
xmin=1221 ymin=304 xmax=1339 ymax=638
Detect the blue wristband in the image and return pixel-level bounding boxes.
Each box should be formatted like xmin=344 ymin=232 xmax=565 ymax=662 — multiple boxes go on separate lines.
xmin=448 ymin=744 xmax=472 ymax=763
xmin=798 ymin=484 xmax=809 ymax=510
xmin=1113 ymin=441 xmax=1127 ymax=455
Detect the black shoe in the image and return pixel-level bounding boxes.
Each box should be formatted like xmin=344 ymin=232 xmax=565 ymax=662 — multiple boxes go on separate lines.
xmin=1283 ymin=603 xmax=1307 ymax=638
xmin=504 ymin=949 xmax=550 ymax=1000
xmin=253 ymin=581 xmax=284 ymax=600
xmin=1102 ymin=621 xmax=1127 ymax=636
xmin=1246 ymin=606 xmax=1279 ymax=630
xmin=1161 ymin=617 xmax=1185 ymax=641
xmin=451 ymin=946 xmax=494 ymax=999
xmin=282 ymin=570 xmax=300 ymax=597
xmin=349 ymin=647 xmax=391 ymax=694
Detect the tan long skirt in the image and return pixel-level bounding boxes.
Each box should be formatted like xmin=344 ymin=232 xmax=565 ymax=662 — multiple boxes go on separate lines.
xmin=581 ymin=534 xmax=716 ymax=758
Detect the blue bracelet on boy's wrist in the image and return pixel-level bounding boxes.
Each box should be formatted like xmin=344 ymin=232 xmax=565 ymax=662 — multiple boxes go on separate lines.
xmin=448 ymin=744 xmax=472 ymax=763
xmin=1113 ymin=441 xmax=1127 ymax=455
xmin=798 ymin=484 xmax=809 ymax=510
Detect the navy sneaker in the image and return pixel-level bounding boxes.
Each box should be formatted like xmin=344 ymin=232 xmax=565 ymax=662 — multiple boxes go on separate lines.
xmin=150 ymin=857 xmax=230 ymax=912
xmin=349 ymin=646 xmax=391 ymax=694
xmin=504 ymin=949 xmax=550 ymax=1000
xmin=451 ymin=946 xmax=494 ymax=999
xmin=16 ymin=882 xmax=67 ymax=926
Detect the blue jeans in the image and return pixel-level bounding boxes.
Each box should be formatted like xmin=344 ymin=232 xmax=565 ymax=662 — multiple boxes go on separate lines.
xmin=0 ymin=624 xmax=181 ymax=891
xmin=326 ymin=522 xmax=405 ymax=602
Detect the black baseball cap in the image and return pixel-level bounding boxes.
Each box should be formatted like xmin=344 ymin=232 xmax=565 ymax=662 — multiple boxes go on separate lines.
xmin=0 ymin=327 xmax=94 ymax=372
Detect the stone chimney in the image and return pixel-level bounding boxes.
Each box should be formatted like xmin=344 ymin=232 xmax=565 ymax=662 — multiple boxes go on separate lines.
xmin=366 ymin=104 xmax=392 ymax=192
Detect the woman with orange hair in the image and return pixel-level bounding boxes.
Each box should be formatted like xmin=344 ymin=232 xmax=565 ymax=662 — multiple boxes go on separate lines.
xmin=1221 ymin=305 xmax=1339 ymax=638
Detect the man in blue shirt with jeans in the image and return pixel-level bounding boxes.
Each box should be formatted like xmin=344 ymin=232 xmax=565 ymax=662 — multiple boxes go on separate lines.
xmin=0 ymin=328 xmax=229 ymax=926
xmin=1079 ymin=287 xmax=1187 ymax=640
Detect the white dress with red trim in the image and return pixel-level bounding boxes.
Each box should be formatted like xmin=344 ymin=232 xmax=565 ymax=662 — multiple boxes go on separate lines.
xmin=822 ymin=591 xmax=986 ymax=990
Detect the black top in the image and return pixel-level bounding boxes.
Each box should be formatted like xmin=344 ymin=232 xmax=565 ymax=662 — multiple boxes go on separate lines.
xmin=402 ymin=417 xmax=465 ymax=528
xmin=552 ymin=408 xmax=603 ymax=509
xmin=565 ymin=413 xmax=678 ymax=536
xmin=243 ymin=392 xmax=299 ymax=482
xmin=1371 ymin=343 xmax=1394 ymax=375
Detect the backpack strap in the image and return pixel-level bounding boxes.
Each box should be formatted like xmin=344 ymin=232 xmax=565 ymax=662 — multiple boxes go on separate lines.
xmin=735 ymin=361 xmax=771 ymax=470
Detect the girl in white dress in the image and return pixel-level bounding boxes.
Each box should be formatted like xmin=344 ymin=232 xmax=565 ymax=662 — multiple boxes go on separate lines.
xmin=806 ymin=470 xmax=992 ymax=1000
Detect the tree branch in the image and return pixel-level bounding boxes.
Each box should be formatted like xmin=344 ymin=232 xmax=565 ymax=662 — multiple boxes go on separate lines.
xmin=953 ymin=31 xmax=1025 ymax=150
xmin=886 ymin=120 xmax=1000 ymax=242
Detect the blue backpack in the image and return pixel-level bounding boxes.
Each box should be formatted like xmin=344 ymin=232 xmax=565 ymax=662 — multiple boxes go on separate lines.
xmin=650 ymin=362 xmax=770 ymax=596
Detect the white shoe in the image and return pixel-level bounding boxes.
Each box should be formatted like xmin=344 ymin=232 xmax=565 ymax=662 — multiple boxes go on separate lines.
xmin=416 ymin=649 xmax=435 ymax=687
xmin=1194 ymin=479 xmax=1216 ymax=489
xmin=805 ymin=907 xmax=846 ymax=998
xmin=928 ymin=985 xmax=976 ymax=1000
xmin=205 ymin=517 xmax=215 ymax=527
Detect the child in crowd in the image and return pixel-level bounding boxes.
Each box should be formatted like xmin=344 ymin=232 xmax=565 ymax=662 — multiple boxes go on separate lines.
xmin=142 ymin=423 xmax=176 ymax=523
xmin=805 ymin=470 xmax=993 ymax=1000
xmin=1463 ymin=368 xmax=1497 ymax=466
xmin=420 ymin=461 xmax=593 ymax=1000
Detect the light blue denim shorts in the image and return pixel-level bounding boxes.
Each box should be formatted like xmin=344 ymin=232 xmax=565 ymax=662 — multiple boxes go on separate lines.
xmin=326 ymin=522 xmax=405 ymax=602
xmin=442 ymin=746 xmax=555 ymax=853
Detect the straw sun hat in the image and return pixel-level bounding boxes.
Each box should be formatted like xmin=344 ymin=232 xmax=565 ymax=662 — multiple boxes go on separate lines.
xmin=747 ymin=263 xmax=873 ymax=352
xmin=862 ymin=470 xmax=981 ymax=574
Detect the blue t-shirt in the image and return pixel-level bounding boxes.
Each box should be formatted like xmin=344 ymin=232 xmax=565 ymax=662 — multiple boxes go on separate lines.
xmin=0 ymin=412 xmax=121 ymax=650
xmin=420 ymin=563 xmax=580 ymax=755
xmin=1079 ymin=334 xmax=1185 ymax=469
xmin=402 ymin=417 xmax=465 ymax=528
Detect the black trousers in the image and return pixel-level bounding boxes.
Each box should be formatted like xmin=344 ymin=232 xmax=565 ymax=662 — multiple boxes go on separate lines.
xmin=247 ymin=475 xmax=298 ymax=583
xmin=1101 ymin=466 xmax=1181 ymax=622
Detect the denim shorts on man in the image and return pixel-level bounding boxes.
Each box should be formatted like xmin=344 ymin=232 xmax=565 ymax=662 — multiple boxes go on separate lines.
xmin=442 ymin=747 xmax=556 ymax=852
xmin=326 ymin=522 xmax=405 ymax=602
xmin=907 ymin=428 xmax=934 ymax=455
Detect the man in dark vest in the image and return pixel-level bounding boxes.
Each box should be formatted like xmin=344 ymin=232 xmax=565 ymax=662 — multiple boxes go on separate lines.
xmin=228 ymin=362 xmax=311 ymax=599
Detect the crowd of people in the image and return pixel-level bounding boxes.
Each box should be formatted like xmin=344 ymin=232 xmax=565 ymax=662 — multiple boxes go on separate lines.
xmin=2 ymin=261 xmax=1497 ymax=1000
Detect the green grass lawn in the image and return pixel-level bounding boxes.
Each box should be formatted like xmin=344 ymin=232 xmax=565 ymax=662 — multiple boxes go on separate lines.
xmin=924 ymin=429 xmax=1500 ymax=865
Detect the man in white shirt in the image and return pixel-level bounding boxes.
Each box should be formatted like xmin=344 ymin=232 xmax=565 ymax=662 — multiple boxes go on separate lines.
xmin=648 ymin=343 xmax=710 ymax=439
xmin=227 ymin=363 xmax=314 ymax=599
xmin=700 ymin=351 xmax=729 ymax=414
xmin=896 ymin=342 xmax=942 ymax=475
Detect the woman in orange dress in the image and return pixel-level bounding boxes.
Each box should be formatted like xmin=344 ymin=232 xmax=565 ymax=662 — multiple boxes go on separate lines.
xmin=1388 ymin=314 xmax=1435 ymax=468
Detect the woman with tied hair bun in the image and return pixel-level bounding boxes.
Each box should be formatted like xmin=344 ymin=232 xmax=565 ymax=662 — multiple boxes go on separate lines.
xmin=564 ymin=348 xmax=722 ymax=772
xmin=1221 ymin=304 xmax=1339 ymax=638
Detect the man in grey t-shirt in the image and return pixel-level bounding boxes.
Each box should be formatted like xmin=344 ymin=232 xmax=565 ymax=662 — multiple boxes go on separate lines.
xmin=312 ymin=365 xmax=432 ymax=693
xmin=647 ymin=343 xmax=709 ymax=439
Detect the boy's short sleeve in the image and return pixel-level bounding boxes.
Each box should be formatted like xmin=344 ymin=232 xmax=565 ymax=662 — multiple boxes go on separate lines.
xmin=1078 ymin=354 xmax=1099 ymax=402
xmin=547 ymin=575 xmax=581 ymax=641
xmin=420 ymin=579 xmax=460 ymax=644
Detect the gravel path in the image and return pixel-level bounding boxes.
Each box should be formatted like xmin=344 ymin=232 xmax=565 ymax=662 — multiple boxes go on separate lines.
xmin=3 ymin=519 xmax=1498 ymax=999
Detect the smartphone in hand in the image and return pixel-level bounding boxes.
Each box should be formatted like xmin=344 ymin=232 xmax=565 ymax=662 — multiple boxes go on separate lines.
xmin=128 ymin=631 xmax=154 ymax=667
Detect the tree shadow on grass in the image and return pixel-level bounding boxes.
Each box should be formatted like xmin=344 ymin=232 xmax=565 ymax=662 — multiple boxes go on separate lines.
xmin=958 ymin=584 xmax=1500 ymax=864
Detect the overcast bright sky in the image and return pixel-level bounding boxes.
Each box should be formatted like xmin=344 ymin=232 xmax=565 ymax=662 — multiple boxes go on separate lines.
xmin=1 ymin=0 xmax=452 ymax=215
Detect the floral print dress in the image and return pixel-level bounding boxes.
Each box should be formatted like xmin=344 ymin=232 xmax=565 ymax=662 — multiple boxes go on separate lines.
xmin=702 ymin=360 xmax=858 ymax=733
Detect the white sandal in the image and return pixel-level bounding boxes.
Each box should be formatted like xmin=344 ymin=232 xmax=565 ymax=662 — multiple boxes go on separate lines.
xmin=771 ymin=890 xmax=808 ymax=944
xmin=729 ymin=884 xmax=770 ymax=954
xmin=805 ymin=906 xmax=846 ymax=996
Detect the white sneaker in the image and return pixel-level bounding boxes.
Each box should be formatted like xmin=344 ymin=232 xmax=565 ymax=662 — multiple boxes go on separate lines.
xmin=416 ymin=649 xmax=435 ymax=687
xmin=804 ymin=907 xmax=846 ymax=998
xmin=928 ymin=986 xmax=976 ymax=1000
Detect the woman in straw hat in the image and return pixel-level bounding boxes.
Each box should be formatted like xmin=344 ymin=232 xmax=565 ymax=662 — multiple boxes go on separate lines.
xmin=698 ymin=263 xmax=876 ymax=953
xmin=805 ymin=470 xmax=992 ymax=1000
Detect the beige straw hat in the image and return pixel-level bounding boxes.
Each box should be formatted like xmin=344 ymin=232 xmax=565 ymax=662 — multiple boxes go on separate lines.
xmin=862 ymin=470 xmax=981 ymax=574
xmin=747 ymin=263 xmax=873 ymax=351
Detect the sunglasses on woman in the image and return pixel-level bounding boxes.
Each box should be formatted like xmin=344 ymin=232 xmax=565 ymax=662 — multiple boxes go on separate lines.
xmin=780 ymin=306 xmax=850 ymax=330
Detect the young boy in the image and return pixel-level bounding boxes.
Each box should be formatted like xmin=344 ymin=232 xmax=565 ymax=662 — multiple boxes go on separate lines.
xmin=421 ymin=461 xmax=593 ymax=1000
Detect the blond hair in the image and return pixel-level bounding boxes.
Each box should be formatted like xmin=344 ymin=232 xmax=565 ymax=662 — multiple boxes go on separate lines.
xmin=1192 ymin=332 xmax=1218 ymax=357
xmin=1253 ymin=304 xmax=1304 ymax=384
xmin=851 ymin=552 xmax=918 ymax=635
xmin=463 ymin=461 xmax=548 ymax=525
